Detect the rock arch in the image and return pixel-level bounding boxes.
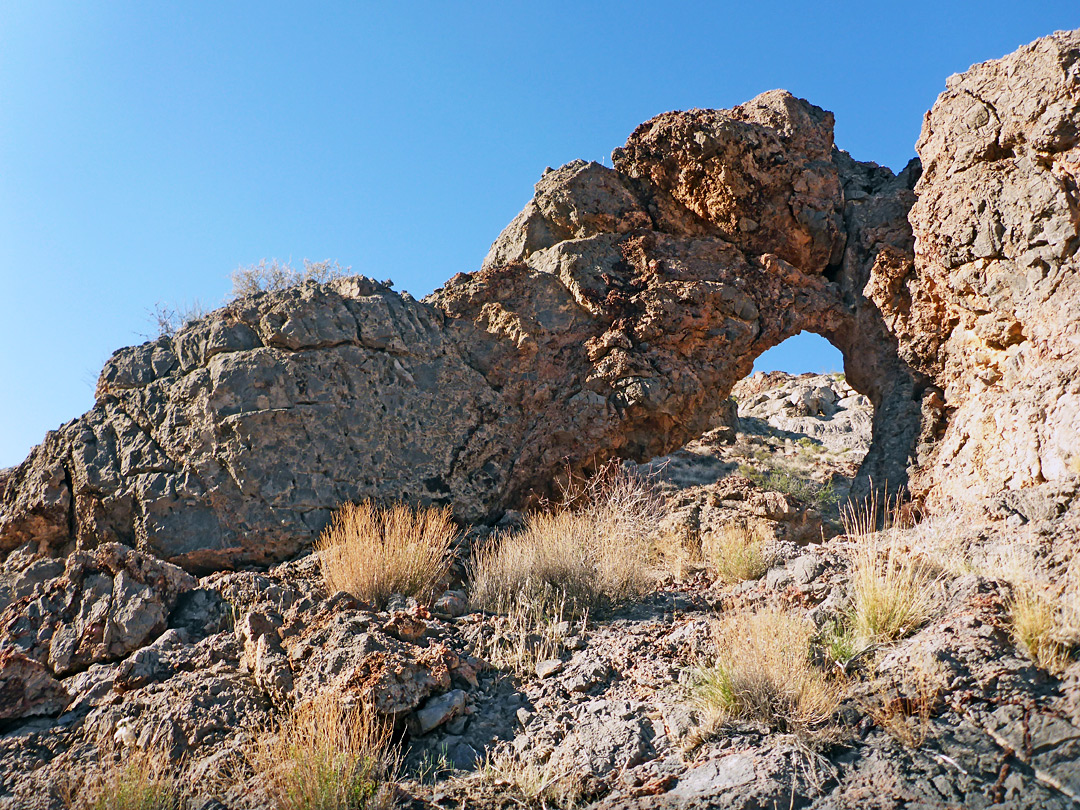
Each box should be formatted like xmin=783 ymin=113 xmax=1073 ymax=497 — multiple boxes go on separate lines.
xmin=1 ymin=91 xmax=932 ymax=571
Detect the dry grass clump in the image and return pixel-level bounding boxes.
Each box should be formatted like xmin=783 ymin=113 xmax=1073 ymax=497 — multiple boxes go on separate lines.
xmin=68 ymin=752 xmax=181 ymax=810
xmin=316 ymin=501 xmax=455 ymax=609
xmin=252 ymin=691 xmax=395 ymax=810
xmin=473 ymin=591 xmax=576 ymax=678
xmin=860 ymin=669 xmax=941 ymax=749
xmin=470 ymin=464 xmax=664 ymax=619
xmin=843 ymin=495 xmax=938 ymax=644
xmin=479 ymin=748 xmax=583 ymax=810
xmin=695 ymin=606 xmax=840 ymax=735
xmin=231 ymin=258 xmax=349 ymax=299
xmin=703 ymin=523 xmax=771 ymax=584
xmin=1010 ymin=581 xmax=1078 ymax=675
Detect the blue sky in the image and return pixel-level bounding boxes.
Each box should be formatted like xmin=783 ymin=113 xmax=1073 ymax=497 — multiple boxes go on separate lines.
xmin=2 ymin=2 xmax=1077 ymax=467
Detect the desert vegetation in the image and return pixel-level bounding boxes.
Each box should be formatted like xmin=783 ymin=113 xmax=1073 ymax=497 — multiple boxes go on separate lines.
xmin=315 ymin=501 xmax=455 ymax=609
xmin=702 ymin=522 xmax=771 ymax=583
xmin=69 ymin=752 xmax=181 ymax=810
xmin=250 ymin=691 xmax=396 ymax=810
xmin=230 ymin=258 xmax=350 ymax=299
xmin=695 ymin=606 xmax=841 ymax=736
xmin=469 ymin=464 xmax=664 ymax=619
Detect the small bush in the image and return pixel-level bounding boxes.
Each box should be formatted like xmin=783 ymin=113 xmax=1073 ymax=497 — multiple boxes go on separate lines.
xmin=703 ymin=523 xmax=771 ymax=584
xmin=252 ymin=691 xmax=395 ymax=810
xmin=1010 ymin=583 xmax=1077 ymax=675
xmin=316 ymin=501 xmax=455 ymax=609
xmin=152 ymin=300 xmax=210 ymax=338
xmin=230 ymin=258 xmax=349 ymax=299
xmin=738 ymin=465 xmax=837 ymax=509
xmin=695 ymin=607 xmax=839 ymax=735
xmin=470 ymin=464 xmax=663 ymax=620
xmin=817 ymin=618 xmax=859 ymax=669
xmin=72 ymin=752 xmax=181 ymax=810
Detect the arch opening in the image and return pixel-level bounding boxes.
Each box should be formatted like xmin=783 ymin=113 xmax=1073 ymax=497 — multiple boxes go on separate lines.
xmin=636 ymin=330 xmax=875 ymax=533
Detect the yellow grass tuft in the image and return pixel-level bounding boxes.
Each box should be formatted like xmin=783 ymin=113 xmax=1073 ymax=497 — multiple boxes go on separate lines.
xmin=1010 ymin=582 xmax=1077 ymax=676
xmin=702 ymin=523 xmax=771 ymax=584
xmin=470 ymin=465 xmax=663 ymax=619
xmin=695 ymin=607 xmax=839 ymax=735
xmin=843 ymin=495 xmax=937 ymax=644
xmin=316 ymin=501 xmax=455 ymax=608
xmin=847 ymin=537 xmax=938 ymax=644
xmin=252 ymin=691 xmax=396 ymax=810
xmin=69 ymin=752 xmax=181 ymax=810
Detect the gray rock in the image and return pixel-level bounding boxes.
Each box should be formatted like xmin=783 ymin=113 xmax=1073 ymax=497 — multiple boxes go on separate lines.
xmin=413 ymin=689 xmax=467 ymax=735
xmin=535 ymin=659 xmax=564 ymax=679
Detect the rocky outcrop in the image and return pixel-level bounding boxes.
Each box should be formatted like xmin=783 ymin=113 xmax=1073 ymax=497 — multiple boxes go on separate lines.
xmin=3 ymin=30 xmax=1078 ymax=583
xmin=878 ymin=30 xmax=1080 ymax=525
xmin=0 ymin=89 xmax=924 ymax=573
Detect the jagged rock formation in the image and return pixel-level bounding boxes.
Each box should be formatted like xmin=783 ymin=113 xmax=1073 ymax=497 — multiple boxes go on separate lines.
xmin=0 ymin=91 xmax=921 ymax=572
xmin=2 ymin=28 xmax=1080 ymax=810
xmin=873 ymin=30 xmax=1080 ymax=533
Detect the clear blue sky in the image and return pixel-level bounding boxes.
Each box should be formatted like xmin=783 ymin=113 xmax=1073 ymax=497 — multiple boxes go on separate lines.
xmin=2 ymin=3 xmax=1076 ymax=467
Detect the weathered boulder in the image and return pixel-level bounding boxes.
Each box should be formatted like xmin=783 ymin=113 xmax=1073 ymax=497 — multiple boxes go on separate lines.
xmin=0 ymin=544 xmax=195 ymax=681
xmin=0 ymin=90 xmax=922 ymax=572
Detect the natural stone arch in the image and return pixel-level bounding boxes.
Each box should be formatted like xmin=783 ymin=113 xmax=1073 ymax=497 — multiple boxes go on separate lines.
xmin=0 ymin=90 xmax=930 ymax=571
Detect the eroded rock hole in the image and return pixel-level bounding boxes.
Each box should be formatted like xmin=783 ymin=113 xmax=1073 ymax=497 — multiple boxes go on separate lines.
xmin=637 ymin=332 xmax=873 ymax=545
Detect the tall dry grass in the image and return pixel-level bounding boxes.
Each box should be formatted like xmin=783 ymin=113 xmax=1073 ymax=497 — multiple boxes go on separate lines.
xmin=1010 ymin=581 xmax=1078 ymax=675
xmin=842 ymin=494 xmax=938 ymax=644
xmin=67 ymin=752 xmax=181 ymax=810
xmin=470 ymin=464 xmax=664 ymax=619
xmin=252 ymin=691 xmax=396 ymax=810
xmin=695 ymin=606 xmax=839 ymax=735
xmin=316 ymin=501 xmax=455 ymax=608
xmin=703 ymin=523 xmax=771 ymax=584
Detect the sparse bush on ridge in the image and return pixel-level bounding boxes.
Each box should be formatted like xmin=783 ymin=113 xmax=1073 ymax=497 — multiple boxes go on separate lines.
xmin=152 ymin=299 xmax=210 ymax=338
xmin=251 ymin=691 xmax=395 ymax=810
xmin=316 ymin=501 xmax=455 ymax=609
xmin=230 ymin=258 xmax=349 ymax=299
xmin=469 ymin=463 xmax=664 ymax=621
xmin=694 ymin=606 xmax=839 ymax=736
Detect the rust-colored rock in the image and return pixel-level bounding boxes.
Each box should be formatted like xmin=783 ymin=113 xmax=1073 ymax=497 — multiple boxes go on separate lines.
xmin=877 ymin=30 xmax=1080 ymax=533
xmin=0 ymin=90 xmax=923 ymax=572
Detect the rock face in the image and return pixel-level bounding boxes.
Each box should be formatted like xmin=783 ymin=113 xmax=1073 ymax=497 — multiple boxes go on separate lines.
xmin=879 ymin=30 xmax=1080 ymax=522
xmin=1 ymin=92 xmax=921 ymax=572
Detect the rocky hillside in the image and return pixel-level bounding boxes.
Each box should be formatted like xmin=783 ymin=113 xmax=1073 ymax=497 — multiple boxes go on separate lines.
xmin=2 ymin=27 xmax=1080 ymax=810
